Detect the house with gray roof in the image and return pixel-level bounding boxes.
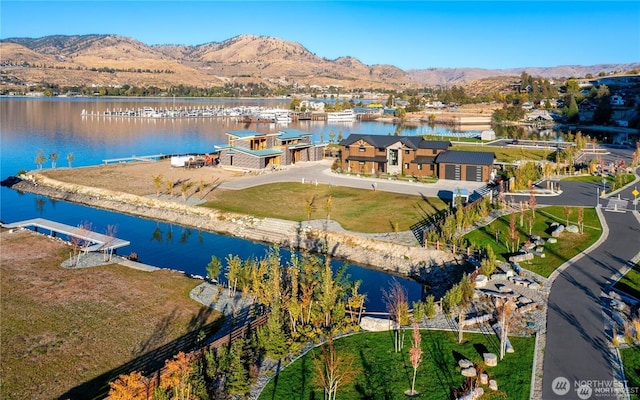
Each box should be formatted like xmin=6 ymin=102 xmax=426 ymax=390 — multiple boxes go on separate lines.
xmin=339 ymin=134 xmax=495 ymax=182
xmin=215 ymin=128 xmax=325 ymax=170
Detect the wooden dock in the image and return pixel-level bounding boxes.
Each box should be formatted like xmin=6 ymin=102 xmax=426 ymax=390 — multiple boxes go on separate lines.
xmin=102 ymin=154 xmax=165 ymax=164
xmin=3 ymin=218 xmax=130 ymax=252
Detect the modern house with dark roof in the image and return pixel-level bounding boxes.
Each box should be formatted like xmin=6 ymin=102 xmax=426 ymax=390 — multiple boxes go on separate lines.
xmin=339 ymin=134 xmax=495 ymax=182
xmin=216 ymin=129 xmax=325 ymax=170
xmin=340 ymin=134 xmax=450 ymax=177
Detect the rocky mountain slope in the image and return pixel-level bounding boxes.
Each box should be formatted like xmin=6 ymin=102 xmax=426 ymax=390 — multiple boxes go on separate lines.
xmin=2 ymin=34 xmax=638 ymax=92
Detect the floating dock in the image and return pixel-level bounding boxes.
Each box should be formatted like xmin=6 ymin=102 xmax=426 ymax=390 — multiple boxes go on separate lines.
xmin=3 ymin=218 xmax=130 ymax=252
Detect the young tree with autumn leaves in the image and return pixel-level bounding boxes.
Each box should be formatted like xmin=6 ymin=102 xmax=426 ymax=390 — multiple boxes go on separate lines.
xmin=383 ymin=279 xmax=411 ymax=352
xmin=313 ymin=336 xmax=359 ymax=400
xmin=407 ymin=322 xmax=423 ymax=396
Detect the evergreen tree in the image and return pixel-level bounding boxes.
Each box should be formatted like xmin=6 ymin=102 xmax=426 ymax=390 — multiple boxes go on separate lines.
xmin=567 ymin=95 xmax=580 ymax=123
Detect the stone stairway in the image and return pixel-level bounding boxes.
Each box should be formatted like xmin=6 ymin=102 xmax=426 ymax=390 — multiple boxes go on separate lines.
xmin=241 ymin=217 xmax=299 ymax=245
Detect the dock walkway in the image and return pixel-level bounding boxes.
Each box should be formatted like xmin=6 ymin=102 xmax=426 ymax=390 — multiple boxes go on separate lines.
xmin=3 ymin=218 xmax=130 ymax=252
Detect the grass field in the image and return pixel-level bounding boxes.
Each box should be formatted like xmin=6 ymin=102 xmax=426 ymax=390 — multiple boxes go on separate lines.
xmin=203 ymin=182 xmax=449 ymax=233
xmin=463 ymin=206 xmax=602 ymax=277
xmin=615 ymin=263 xmax=640 ymax=301
xmin=451 ymin=145 xmax=552 ymax=162
xmin=562 ymin=174 xmax=637 ymax=192
xmin=0 ymin=229 xmax=223 ymax=400
xmin=620 ymin=345 xmax=640 ymax=400
xmin=258 ymin=330 xmax=535 ymax=400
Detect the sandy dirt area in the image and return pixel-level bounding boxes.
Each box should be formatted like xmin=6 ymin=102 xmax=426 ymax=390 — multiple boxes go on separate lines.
xmin=42 ymin=159 xmax=245 ymax=201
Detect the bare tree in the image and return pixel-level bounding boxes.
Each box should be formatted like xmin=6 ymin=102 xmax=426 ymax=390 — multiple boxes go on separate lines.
xmin=495 ymin=297 xmax=517 ymax=360
xmin=49 ymin=152 xmax=58 ymax=169
xmin=152 ymin=174 xmax=163 ymax=197
xmin=407 ymin=322 xmax=423 ymax=396
xmin=35 ymin=149 xmax=46 ymax=169
xmin=313 ymin=337 xmax=359 ymax=400
xmin=577 ymin=207 xmax=584 ymax=234
xmin=66 ymin=152 xmax=74 ymax=169
xmin=383 ymin=279 xmax=410 ymax=352
xmin=103 ymin=224 xmax=118 ymax=262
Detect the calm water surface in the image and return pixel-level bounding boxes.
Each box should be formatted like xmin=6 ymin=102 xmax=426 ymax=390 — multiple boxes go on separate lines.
xmin=1 ymin=97 xmax=481 ymax=310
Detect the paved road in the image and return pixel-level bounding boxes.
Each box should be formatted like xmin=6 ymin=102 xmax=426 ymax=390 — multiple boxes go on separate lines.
xmin=219 ymin=159 xmax=487 ymax=197
xmin=541 ymin=173 xmax=640 ymax=400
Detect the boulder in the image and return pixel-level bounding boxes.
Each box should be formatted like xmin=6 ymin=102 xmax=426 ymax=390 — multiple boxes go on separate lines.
xmin=547 ymin=237 xmax=557 ymax=244
xmin=483 ymin=352 xmax=498 ymax=367
xmin=509 ymin=252 xmax=534 ymax=262
xmin=518 ymin=296 xmax=533 ymax=305
xmin=551 ymin=224 xmax=565 ymax=237
xmin=489 ymin=380 xmax=498 ymax=391
xmin=475 ymin=274 xmax=488 ymax=288
xmin=456 ymin=387 xmax=484 ymax=400
xmin=566 ymin=225 xmax=579 ymax=233
xmin=458 ymin=359 xmax=473 ymax=369
xmin=359 ymin=316 xmax=397 ymax=332
xmin=461 ymin=367 xmax=477 ymax=377
xmin=530 ymin=234 xmax=541 ymax=241
xmin=480 ymin=373 xmax=489 ymax=385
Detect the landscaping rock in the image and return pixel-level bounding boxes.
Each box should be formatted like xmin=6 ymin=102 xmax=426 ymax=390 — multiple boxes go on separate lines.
xmin=360 ymin=316 xmax=396 ymax=332
xmin=530 ymin=234 xmax=541 ymax=241
xmin=461 ymin=367 xmax=477 ymax=377
xmin=475 ymin=274 xmax=488 ymax=288
xmin=489 ymin=380 xmax=498 ymax=391
xmin=518 ymin=296 xmax=533 ymax=305
xmin=551 ymin=224 xmax=565 ymax=237
xmin=483 ymin=352 xmax=498 ymax=367
xmin=457 ymin=387 xmax=484 ymax=400
xmin=458 ymin=359 xmax=473 ymax=369
xmin=509 ymin=252 xmax=534 ymax=262
xmin=480 ymin=373 xmax=489 ymax=385
xmin=491 ymin=273 xmax=508 ymax=280
xmin=547 ymin=237 xmax=557 ymax=244
xmin=566 ymin=225 xmax=579 ymax=233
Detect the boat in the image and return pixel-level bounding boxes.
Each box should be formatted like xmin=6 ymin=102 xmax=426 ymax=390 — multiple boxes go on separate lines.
xmin=327 ymin=109 xmax=356 ymax=122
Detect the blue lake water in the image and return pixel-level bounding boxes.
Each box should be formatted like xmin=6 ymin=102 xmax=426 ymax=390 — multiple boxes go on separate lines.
xmin=1 ymin=97 xmax=483 ymax=310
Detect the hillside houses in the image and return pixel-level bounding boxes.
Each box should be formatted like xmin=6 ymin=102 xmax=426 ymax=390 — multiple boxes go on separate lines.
xmin=339 ymin=134 xmax=495 ymax=182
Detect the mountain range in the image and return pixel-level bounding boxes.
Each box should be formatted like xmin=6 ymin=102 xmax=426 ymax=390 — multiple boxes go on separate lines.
xmin=1 ymin=34 xmax=638 ymax=93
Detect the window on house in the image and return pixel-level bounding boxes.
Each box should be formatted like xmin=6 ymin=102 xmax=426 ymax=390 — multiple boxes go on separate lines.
xmin=404 ymin=163 xmax=409 ymax=170
xmin=389 ymin=149 xmax=398 ymax=166
xmin=418 ymin=164 xmax=422 ymax=170
xmin=359 ymin=147 xmax=366 ymax=152
xmin=359 ymin=161 xmax=365 ymax=165
xmin=432 ymin=149 xmax=437 ymax=155
xmin=405 ymin=150 xmax=410 ymax=154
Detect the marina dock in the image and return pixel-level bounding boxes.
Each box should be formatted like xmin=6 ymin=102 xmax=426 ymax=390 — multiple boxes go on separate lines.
xmin=3 ymin=218 xmax=130 ymax=252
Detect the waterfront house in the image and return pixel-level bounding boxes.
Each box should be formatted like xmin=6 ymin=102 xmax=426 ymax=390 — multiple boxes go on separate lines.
xmin=215 ymin=128 xmax=325 ymax=170
xmin=340 ymin=134 xmax=450 ymax=177
xmin=339 ymin=134 xmax=495 ymax=182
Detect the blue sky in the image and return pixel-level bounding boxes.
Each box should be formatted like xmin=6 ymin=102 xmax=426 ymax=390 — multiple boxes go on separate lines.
xmin=1 ymin=1 xmax=638 ymax=70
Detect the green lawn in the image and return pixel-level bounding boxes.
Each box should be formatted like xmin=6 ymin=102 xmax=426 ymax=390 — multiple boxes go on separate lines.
xmin=259 ymin=330 xmax=535 ymax=400
xmin=203 ymin=182 xmax=448 ymax=233
xmin=463 ymin=206 xmax=602 ymax=277
xmin=451 ymin=145 xmax=552 ymax=162
xmin=562 ymin=174 xmax=636 ymax=192
xmin=615 ymin=263 xmax=640 ymax=300
xmin=620 ymin=345 xmax=640 ymax=400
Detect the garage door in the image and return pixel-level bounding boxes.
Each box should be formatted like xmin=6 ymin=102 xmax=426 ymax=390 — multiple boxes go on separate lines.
xmin=465 ymin=165 xmax=482 ymax=182
xmin=445 ymin=164 xmax=461 ymax=180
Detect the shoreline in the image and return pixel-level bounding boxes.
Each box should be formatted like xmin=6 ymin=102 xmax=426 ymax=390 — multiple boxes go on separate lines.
xmin=5 ymin=173 xmax=460 ymax=279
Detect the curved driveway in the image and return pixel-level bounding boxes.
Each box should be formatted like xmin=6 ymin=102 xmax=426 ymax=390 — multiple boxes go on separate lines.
xmin=221 ymin=159 xmax=640 ymax=400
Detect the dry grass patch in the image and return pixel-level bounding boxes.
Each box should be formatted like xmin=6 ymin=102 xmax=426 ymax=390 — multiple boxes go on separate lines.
xmin=0 ymin=229 xmax=222 ymax=399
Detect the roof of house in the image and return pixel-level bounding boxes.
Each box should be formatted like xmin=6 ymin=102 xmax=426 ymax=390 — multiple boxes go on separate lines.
xmin=345 ymin=155 xmax=388 ymax=162
xmin=435 ymin=150 xmax=495 ymax=165
xmin=216 ymin=145 xmax=282 ymax=157
xmin=278 ymin=128 xmax=312 ymax=140
xmin=411 ymin=156 xmax=436 ymax=164
xmin=340 ymin=134 xmax=450 ymax=150
xmin=226 ymin=129 xmax=279 ymax=139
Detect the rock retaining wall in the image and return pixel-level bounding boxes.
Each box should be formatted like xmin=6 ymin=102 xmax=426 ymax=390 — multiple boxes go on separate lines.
xmin=9 ymin=174 xmax=458 ymax=276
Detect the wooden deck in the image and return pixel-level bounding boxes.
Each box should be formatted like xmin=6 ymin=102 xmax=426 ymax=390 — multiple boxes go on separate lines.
xmin=3 ymin=218 xmax=130 ymax=252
